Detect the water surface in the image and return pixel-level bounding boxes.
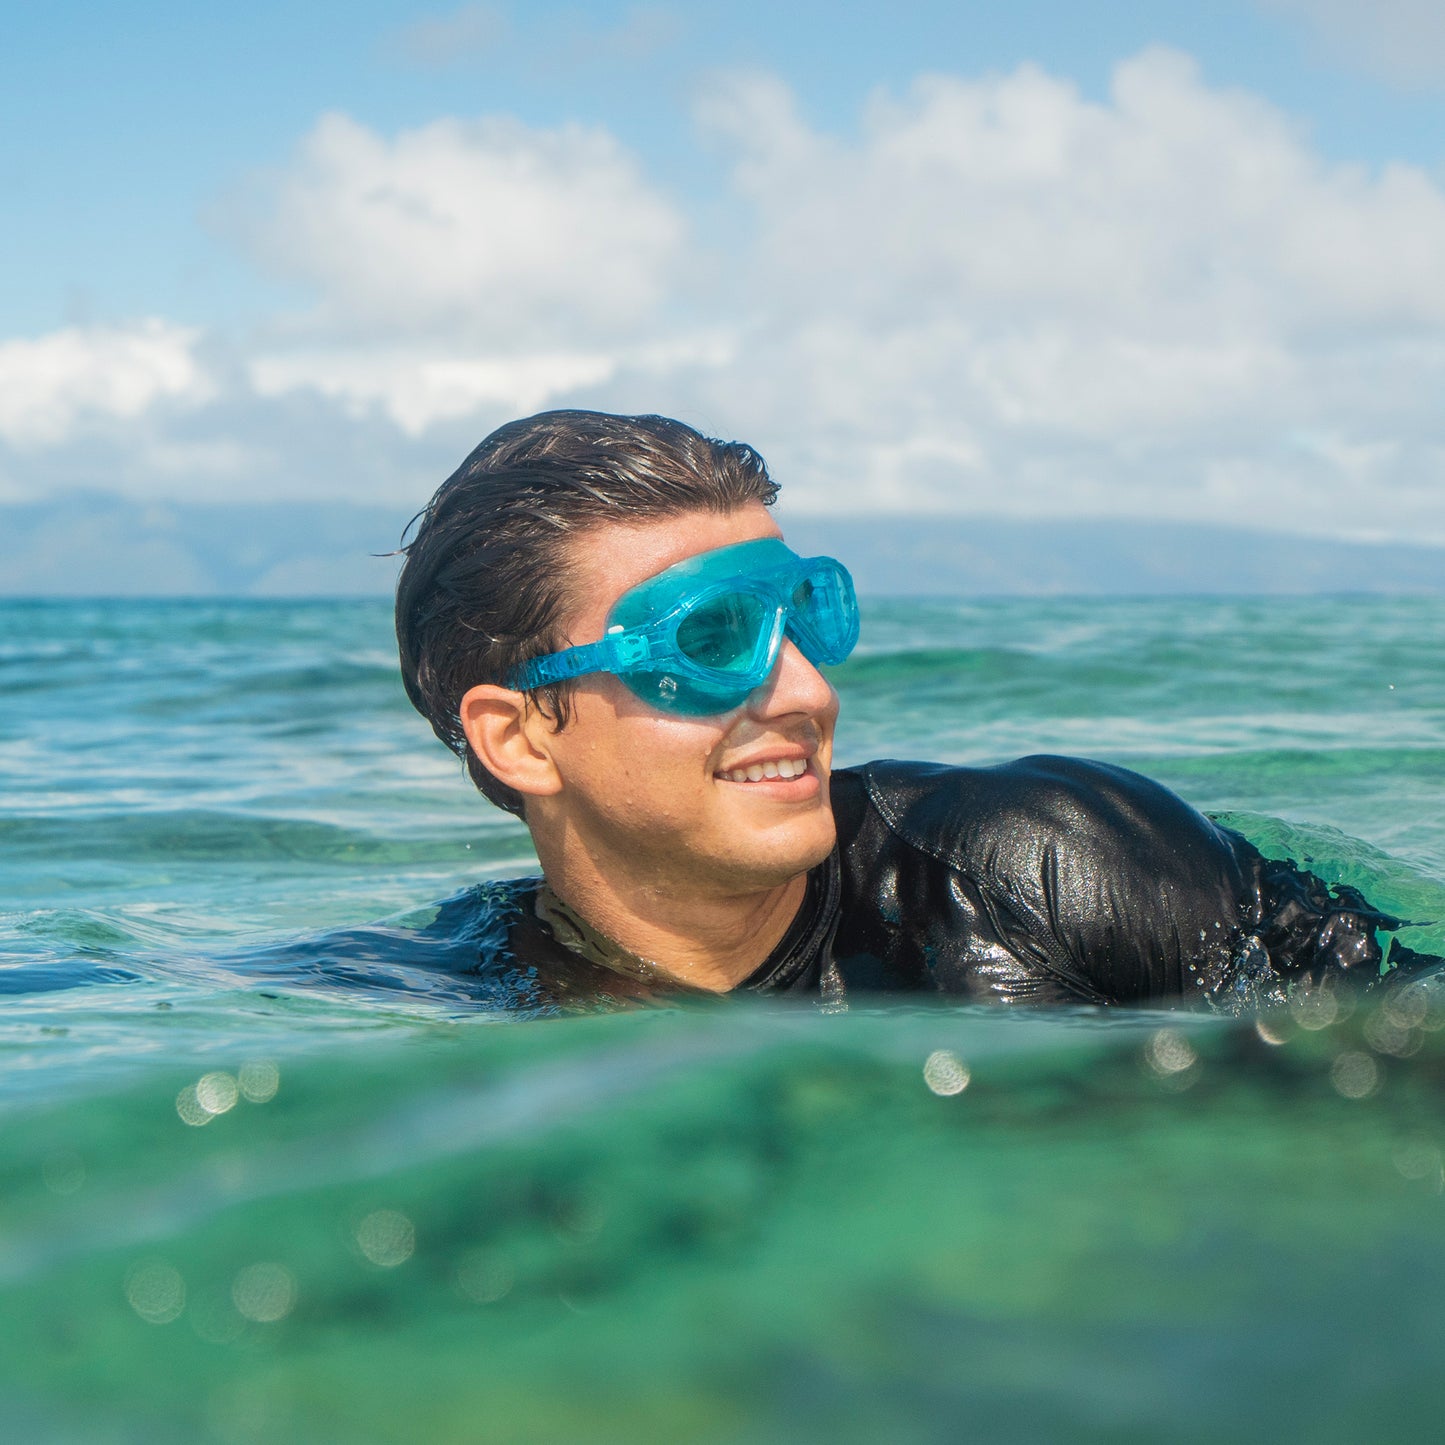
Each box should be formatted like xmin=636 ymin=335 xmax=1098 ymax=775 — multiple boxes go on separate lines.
xmin=2 ymin=596 xmax=1443 ymax=1441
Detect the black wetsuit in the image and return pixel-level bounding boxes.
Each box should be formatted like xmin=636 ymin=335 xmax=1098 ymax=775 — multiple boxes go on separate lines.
xmin=494 ymin=756 xmax=1429 ymax=1012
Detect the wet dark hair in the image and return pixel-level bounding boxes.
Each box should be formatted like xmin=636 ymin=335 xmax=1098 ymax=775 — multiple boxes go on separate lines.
xmin=395 ymin=410 xmax=780 ymax=815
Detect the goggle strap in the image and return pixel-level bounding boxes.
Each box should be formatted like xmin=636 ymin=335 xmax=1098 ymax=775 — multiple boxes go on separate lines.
xmin=513 ymin=629 xmax=654 ymax=691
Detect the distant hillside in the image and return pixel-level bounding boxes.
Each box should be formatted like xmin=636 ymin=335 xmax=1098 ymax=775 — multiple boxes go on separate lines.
xmin=781 ymin=515 xmax=1445 ymax=595
xmin=0 ymin=495 xmax=408 ymax=597
xmin=2 ymin=494 xmax=1442 ymax=596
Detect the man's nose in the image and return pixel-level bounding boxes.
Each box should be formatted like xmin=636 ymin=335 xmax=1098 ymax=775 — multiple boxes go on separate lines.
xmin=749 ymin=637 xmax=839 ymax=719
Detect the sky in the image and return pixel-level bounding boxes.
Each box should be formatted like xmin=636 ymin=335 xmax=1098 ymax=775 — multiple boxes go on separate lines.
xmin=4 ymin=0 xmax=1445 ymax=544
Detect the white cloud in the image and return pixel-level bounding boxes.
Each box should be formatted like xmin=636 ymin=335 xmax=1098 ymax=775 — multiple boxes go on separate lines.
xmin=227 ymin=111 xmax=686 ymax=343
xmin=700 ymin=52 xmax=1445 ymax=336
xmin=6 ymin=49 xmax=1445 ymax=544
xmin=682 ymin=50 xmax=1445 ymax=534
xmin=248 ymin=332 xmax=736 ymax=435
xmin=214 ymin=108 xmax=697 ymax=439
xmin=0 ymin=321 xmax=213 ymax=447
xmin=249 ymin=347 xmax=620 ymax=434
xmin=1261 ymin=0 xmax=1445 ymax=86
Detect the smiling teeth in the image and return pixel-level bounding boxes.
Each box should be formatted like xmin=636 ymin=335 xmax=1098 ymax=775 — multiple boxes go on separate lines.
xmin=721 ymin=758 xmax=808 ymax=783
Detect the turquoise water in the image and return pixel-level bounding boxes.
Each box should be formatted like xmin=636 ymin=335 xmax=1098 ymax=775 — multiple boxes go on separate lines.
xmin=3 ymin=596 xmax=1445 ymax=1440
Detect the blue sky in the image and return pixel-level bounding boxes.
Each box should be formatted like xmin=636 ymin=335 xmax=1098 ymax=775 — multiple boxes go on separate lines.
xmin=4 ymin=0 xmax=1445 ymax=542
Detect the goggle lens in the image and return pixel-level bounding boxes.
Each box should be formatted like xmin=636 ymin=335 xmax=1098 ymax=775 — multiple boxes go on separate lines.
xmin=786 ymin=563 xmax=856 ymax=667
xmin=675 ymin=592 xmax=771 ymax=675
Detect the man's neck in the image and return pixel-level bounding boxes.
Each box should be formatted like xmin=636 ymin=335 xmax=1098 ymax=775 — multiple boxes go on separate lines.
xmin=533 ymin=865 xmax=810 ymax=993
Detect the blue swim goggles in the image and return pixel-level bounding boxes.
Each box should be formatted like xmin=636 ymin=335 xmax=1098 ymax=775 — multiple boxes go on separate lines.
xmin=509 ymin=537 xmax=859 ymax=715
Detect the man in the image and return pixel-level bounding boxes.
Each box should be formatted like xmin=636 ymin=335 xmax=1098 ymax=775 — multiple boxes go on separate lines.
xmin=393 ymin=409 xmax=1426 ymax=1013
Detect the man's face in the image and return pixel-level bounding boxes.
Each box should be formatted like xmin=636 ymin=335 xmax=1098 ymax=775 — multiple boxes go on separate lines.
xmin=535 ymin=503 xmax=842 ymax=904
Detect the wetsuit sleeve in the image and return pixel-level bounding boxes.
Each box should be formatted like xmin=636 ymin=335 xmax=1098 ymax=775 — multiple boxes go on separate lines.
xmin=854 ymin=756 xmax=1409 ymax=1006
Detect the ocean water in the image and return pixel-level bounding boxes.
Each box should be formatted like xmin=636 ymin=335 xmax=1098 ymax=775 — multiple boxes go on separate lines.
xmin=2 ymin=595 xmax=1444 ymax=1442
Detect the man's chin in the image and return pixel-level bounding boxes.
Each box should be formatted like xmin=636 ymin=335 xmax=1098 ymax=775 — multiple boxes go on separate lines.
xmin=734 ymin=818 xmax=837 ymax=891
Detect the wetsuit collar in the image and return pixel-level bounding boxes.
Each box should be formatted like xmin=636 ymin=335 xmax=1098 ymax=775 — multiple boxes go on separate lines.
xmin=741 ymin=849 xmax=844 ymax=1000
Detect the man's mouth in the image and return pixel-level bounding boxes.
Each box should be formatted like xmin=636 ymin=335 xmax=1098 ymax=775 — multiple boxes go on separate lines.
xmin=717 ymin=758 xmax=810 ymax=784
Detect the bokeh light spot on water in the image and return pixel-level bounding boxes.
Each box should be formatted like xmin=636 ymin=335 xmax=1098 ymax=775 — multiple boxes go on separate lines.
xmin=1383 ymin=978 xmax=1445 ymax=1034
xmin=124 ymin=1261 xmax=185 ymax=1324
xmin=1417 ymin=980 xmax=1445 ymax=1032
xmin=1393 ymin=1140 xmax=1444 ymax=1184
xmin=231 ymin=1263 xmax=297 ymax=1323
xmin=175 ymin=1085 xmax=213 ymax=1127
xmin=1385 ymin=984 xmax=1430 ymax=1029
xmin=1363 ymin=1008 xmax=1422 ymax=1059
xmin=238 ymin=1059 xmax=280 ymax=1103
xmin=196 ymin=1072 xmax=239 ymax=1116
xmin=177 ymin=1071 xmax=241 ymax=1126
xmin=454 ymin=1250 xmax=515 ymax=1305
xmin=41 ymin=1149 xmax=85 ymax=1195
xmin=355 ymin=1209 xmax=415 ymax=1267
xmin=922 ymin=1050 xmax=971 ymax=1096
xmin=1331 ymin=1050 xmax=1381 ymax=1100
xmin=1254 ymin=1019 xmax=1289 ymax=1047
xmin=1289 ymin=981 xmax=1341 ymax=1031
xmin=1144 ymin=1029 xmax=1199 ymax=1088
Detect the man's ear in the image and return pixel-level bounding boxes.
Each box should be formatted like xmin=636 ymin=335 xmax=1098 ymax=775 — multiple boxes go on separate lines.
xmin=458 ymin=684 xmax=564 ymax=799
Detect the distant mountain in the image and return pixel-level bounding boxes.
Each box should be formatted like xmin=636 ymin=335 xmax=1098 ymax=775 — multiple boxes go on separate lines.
xmin=781 ymin=515 xmax=1445 ymax=595
xmin=0 ymin=494 xmax=408 ymax=597
xmin=2 ymin=494 xmax=1442 ymax=596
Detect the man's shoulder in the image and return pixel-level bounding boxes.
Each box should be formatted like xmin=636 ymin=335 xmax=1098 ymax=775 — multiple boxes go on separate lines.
xmin=843 ymin=757 xmax=1190 ymax=843
xmin=835 ymin=754 xmax=1217 ymax=875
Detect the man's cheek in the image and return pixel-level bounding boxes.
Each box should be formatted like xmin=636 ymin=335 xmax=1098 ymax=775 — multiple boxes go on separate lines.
xmin=609 ymin=772 xmax=700 ymax=834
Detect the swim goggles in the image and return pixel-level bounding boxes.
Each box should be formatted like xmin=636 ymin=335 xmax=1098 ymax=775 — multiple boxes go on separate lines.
xmin=509 ymin=537 xmax=859 ymax=715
